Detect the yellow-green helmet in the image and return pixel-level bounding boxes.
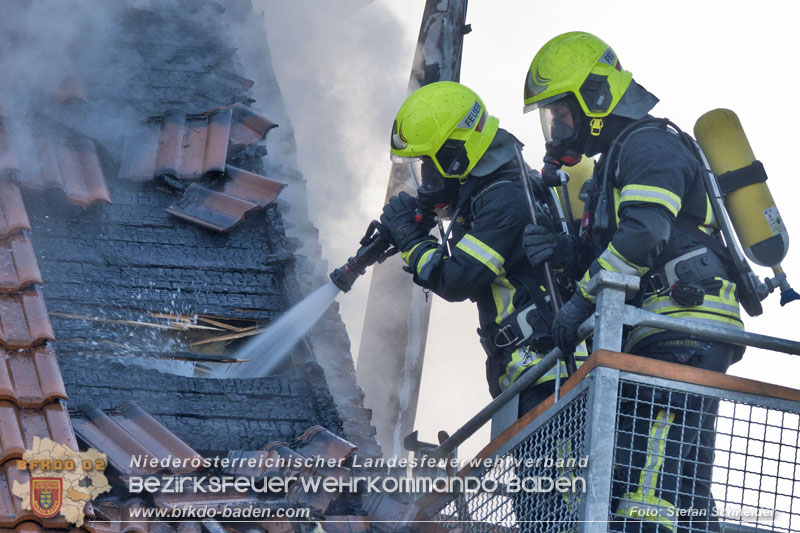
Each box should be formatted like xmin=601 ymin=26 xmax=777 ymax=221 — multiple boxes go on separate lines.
xmin=390 ymin=81 xmax=500 ymax=179
xmin=523 ymin=31 xmax=633 ymax=118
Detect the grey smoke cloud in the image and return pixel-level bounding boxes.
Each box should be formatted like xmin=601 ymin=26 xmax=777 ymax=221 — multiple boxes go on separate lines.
xmin=254 ymin=0 xmax=416 ymax=355
xmin=0 ymin=0 xmax=149 ymax=166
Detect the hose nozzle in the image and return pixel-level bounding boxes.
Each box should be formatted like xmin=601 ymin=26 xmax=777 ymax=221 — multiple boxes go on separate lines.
xmin=329 ymin=221 xmax=397 ymax=292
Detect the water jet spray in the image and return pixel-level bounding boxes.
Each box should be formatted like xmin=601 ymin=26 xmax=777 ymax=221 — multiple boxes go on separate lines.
xmin=221 ymin=220 xmax=397 ymax=377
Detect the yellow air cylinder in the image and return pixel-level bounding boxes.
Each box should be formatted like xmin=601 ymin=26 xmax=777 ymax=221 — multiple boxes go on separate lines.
xmin=694 ymin=109 xmax=789 ymax=267
xmin=559 ymin=155 xmax=595 ymax=222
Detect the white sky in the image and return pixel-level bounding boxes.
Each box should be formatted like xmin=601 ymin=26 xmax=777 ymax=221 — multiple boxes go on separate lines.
xmin=266 ymin=0 xmax=800 ymax=462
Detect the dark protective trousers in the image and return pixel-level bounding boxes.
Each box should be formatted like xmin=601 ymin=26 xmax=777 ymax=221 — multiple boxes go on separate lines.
xmin=610 ymin=341 xmax=736 ymax=533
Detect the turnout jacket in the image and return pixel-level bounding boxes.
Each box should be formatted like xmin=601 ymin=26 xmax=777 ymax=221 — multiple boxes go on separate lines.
xmin=583 ymin=119 xmax=744 ymax=355
xmin=401 ymin=142 xmax=584 ymax=397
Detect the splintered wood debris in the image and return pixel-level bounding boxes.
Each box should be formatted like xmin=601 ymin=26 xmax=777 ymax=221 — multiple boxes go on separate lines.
xmin=49 ymin=311 xmax=265 ymax=346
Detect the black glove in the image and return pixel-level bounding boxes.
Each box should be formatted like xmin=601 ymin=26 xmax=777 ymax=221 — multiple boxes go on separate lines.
xmin=523 ymin=224 xmax=577 ymax=269
xmin=380 ymin=191 xmax=432 ymax=251
xmin=523 ymin=224 xmax=557 ymax=266
xmin=552 ymin=292 xmax=595 ymax=354
xmin=414 ymin=198 xmax=438 ymax=233
xmin=541 ymin=157 xmax=565 ymax=187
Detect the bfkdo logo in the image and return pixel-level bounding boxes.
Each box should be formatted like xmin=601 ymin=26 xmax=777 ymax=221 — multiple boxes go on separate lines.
xmin=30 ymin=478 xmax=63 ymax=518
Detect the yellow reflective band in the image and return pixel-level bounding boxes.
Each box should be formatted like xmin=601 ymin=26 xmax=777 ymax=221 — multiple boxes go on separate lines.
xmin=455 ymin=234 xmax=504 ymax=275
xmin=556 ymin=438 xmax=579 ymax=509
xmin=614 ymin=409 xmax=677 ymax=531
xmin=640 ymin=410 xmax=674 ymax=496
xmin=619 ymin=184 xmax=682 ymax=217
xmin=415 ymin=248 xmax=438 ymax=276
xmin=597 ymin=243 xmax=648 ymax=276
xmin=641 ymin=295 xmax=741 ymax=319
xmin=499 ymin=343 xmax=589 ymax=390
xmin=500 ymin=347 xmax=538 ymax=390
xmin=574 ymin=341 xmax=589 ymax=358
xmin=718 ymin=278 xmax=736 ymax=303
xmin=625 ymin=312 xmax=744 ymax=352
xmin=400 ymin=240 xmax=430 ymax=265
xmin=491 ymin=275 xmax=516 ymax=325
xmin=704 ymin=195 xmax=715 ymax=226
xmin=578 ymin=270 xmax=597 ymax=303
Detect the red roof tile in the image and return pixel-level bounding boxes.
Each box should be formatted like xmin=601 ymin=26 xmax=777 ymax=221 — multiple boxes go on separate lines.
xmin=166 ymin=167 xmax=285 ymax=232
xmin=0 ymin=184 xmax=31 ymax=240
xmin=115 ymin=402 xmax=203 ymax=473
xmin=229 ymin=104 xmax=277 ymax=148
xmin=120 ymin=105 xmax=278 ymax=183
xmin=73 ymin=403 xmax=202 ymax=476
xmin=223 ymin=165 xmax=286 ymax=206
xmin=166 ymin=183 xmax=263 ymax=232
xmin=294 ymin=426 xmax=357 ymax=462
xmin=1 ymin=87 xmax=100 ymax=533
xmin=5 ymin=521 xmax=47 ymax=533
xmin=225 ymin=427 xmax=354 ymax=482
xmin=224 ymin=429 xmax=358 ymax=515
xmin=0 ymin=347 xmax=67 ymax=408
xmin=0 ymin=111 xmax=110 ymax=208
xmin=0 ymin=402 xmax=78 ymax=464
xmin=0 ymin=235 xmax=42 ymax=292
xmin=18 ymin=134 xmax=111 ymax=207
xmin=0 ymin=463 xmax=71 ymax=528
xmin=120 ymin=109 xmax=231 ymax=182
xmin=222 ymin=449 xmax=283 ymax=481
xmin=0 ymin=290 xmax=55 ymax=350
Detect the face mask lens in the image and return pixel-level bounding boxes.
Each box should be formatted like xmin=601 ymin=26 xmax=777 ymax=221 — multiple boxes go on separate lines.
xmin=539 ymin=100 xmax=579 ymax=145
xmin=418 ymin=169 xmax=458 ymax=211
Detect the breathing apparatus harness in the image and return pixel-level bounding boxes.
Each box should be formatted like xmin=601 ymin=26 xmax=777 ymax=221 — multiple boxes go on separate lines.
xmin=471 ymin=157 xmax=576 ymax=366
xmin=586 ymin=117 xmax=764 ymax=316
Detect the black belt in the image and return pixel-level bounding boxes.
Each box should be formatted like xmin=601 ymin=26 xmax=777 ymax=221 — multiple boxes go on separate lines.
xmin=478 ymin=303 xmax=553 ymax=355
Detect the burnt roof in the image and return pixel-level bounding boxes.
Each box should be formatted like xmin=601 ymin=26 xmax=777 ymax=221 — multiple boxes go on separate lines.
xmin=0 ymin=0 xmax=380 ymax=528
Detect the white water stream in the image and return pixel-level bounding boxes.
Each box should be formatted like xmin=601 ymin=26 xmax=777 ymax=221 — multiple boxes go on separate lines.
xmin=221 ymin=281 xmax=341 ymax=377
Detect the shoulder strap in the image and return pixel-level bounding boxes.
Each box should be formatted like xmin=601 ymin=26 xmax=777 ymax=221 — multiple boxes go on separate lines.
xmin=599 ymin=118 xmax=672 ymax=235
xmin=468 ymin=178 xmax=515 ymax=220
xmin=674 ymin=217 xmax=730 ymax=264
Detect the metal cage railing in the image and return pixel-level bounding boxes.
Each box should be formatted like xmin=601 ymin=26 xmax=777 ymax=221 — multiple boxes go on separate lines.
xmin=415 ymin=272 xmax=800 ymax=533
xmin=424 ymin=359 xmax=800 ymax=532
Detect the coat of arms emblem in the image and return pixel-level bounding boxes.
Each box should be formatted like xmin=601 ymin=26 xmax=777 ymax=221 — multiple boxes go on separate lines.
xmin=30 ymin=478 xmax=63 ymax=518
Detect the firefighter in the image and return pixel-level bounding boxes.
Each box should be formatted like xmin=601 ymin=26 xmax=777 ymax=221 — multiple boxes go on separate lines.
xmin=522 ymin=32 xmax=744 ymax=532
xmin=381 ymin=81 xmax=587 ymax=417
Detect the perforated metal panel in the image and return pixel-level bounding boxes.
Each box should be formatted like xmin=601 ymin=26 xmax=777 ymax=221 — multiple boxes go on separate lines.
xmin=431 ymin=388 xmax=589 ymax=532
xmin=428 ymin=367 xmax=800 ymax=533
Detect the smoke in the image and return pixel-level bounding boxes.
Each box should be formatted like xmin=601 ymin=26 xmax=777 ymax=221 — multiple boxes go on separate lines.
xmin=0 ymin=1 xmax=177 ymax=190
xmin=0 ymin=1 xmax=113 ymax=102
xmin=251 ymin=0 xmax=417 ymax=357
